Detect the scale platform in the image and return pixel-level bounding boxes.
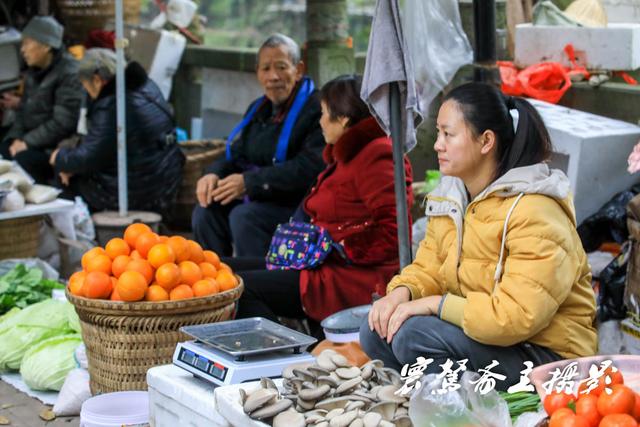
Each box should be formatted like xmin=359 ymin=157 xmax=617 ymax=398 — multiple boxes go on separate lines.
xmin=172 ymin=317 xmax=317 ymax=387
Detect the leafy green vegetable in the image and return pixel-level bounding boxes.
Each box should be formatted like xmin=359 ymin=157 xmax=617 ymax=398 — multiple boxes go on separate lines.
xmin=0 ymin=300 xmax=77 ymax=371
xmin=0 ymin=265 xmax=64 ymax=314
xmin=20 ymin=334 xmax=82 ymax=391
xmin=498 ymin=391 xmax=541 ymax=423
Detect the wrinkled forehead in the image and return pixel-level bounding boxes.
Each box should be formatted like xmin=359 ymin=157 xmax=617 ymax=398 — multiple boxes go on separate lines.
xmin=257 ymin=45 xmax=295 ymax=67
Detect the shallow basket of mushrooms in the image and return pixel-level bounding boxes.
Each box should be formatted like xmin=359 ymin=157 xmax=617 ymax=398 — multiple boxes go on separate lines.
xmin=239 ymin=349 xmax=412 ymax=427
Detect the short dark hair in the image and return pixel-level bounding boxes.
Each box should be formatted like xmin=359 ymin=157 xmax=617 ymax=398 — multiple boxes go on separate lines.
xmin=443 ymin=82 xmax=553 ymax=180
xmin=320 ymin=74 xmax=371 ymax=128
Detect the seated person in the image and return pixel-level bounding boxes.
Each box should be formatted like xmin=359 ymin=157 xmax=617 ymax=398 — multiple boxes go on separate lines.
xmin=361 ymin=82 xmax=597 ymax=388
xmin=192 ymin=34 xmax=325 ymax=257
xmin=0 ymin=16 xmax=82 ymax=184
xmin=228 ymin=75 xmax=413 ymax=330
xmin=49 ymin=48 xmax=185 ymax=214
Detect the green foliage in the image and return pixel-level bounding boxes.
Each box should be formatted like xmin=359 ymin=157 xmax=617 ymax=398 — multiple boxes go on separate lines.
xmin=0 ymin=265 xmax=64 ymax=315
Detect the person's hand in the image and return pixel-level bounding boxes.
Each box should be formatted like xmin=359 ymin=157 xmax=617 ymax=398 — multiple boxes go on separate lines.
xmin=59 ymin=172 xmax=73 ymax=186
xmin=368 ymin=286 xmax=411 ymax=340
xmin=49 ymin=148 xmax=60 ymax=166
xmin=385 ymin=295 xmax=443 ymax=344
xmin=9 ymin=139 xmax=27 ymax=157
xmin=0 ymin=92 xmax=20 ymax=110
xmin=628 ymin=140 xmax=640 ymax=174
xmin=195 ymin=173 xmax=220 ymax=208
xmin=211 ymin=173 xmax=246 ymax=206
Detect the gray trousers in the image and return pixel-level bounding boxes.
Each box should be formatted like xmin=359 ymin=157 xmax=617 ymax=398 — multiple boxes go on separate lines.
xmin=359 ymin=315 xmax=561 ymax=390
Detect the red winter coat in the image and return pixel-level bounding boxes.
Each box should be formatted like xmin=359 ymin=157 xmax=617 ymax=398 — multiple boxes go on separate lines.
xmin=300 ymin=117 xmax=413 ymax=321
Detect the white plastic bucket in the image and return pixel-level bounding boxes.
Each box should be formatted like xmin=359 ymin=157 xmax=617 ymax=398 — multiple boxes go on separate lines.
xmin=80 ymin=391 xmax=149 ymax=427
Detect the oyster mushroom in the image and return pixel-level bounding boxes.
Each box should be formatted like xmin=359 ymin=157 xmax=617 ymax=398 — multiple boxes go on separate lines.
xmin=349 ymin=419 xmax=364 ymax=427
xmin=336 ymin=376 xmax=363 ymax=394
xmin=368 ymin=402 xmax=396 ymax=421
xmin=335 ymin=367 xmax=361 ymax=380
xmin=345 ymin=401 xmax=365 ymax=412
xmin=299 ymin=384 xmax=331 ymax=401
xmin=251 ymin=398 xmax=293 ymax=420
xmin=362 ymin=412 xmax=382 ymax=427
xmin=326 ymin=408 xmax=346 ymax=420
xmin=316 ymin=396 xmax=352 ymax=411
xmin=317 ymin=375 xmax=340 ymax=388
xmin=331 ymin=353 xmax=350 ymax=368
xmin=317 ymin=354 xmax=338 ymax=371
xmin=261 ymin=377 xmax=278 ymax=390
xmin=239 ymin=388 xmax=247 ymax=406
xmin=273 ymin=409 xmax=305 ymax=427
xmin=297 ymin=397 xmax=317 ymax=411
xmin=376 ymin=385 xmax=405 ymax=403
xmin=329 ymin=410 xmax=358 ymax=427
xmin=243 ymin=388 xmax=278 ymax=413
xmin=392 ymin=415 xmax=412 ymax=426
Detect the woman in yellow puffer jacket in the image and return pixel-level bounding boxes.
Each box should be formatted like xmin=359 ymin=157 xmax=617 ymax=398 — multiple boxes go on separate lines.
xmin=360 ymin=82 xmax=597 ymax=388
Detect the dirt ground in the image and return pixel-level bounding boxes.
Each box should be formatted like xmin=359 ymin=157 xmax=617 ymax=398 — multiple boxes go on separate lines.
xmin=0 ymin=380 xmax=79 ymax=427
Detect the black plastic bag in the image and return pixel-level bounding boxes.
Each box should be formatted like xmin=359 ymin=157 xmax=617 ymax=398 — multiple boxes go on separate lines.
xmin=597 ymin=242 xmax=631 ymax=322
xmin=578 ymin=183 xmax=640 ymax=252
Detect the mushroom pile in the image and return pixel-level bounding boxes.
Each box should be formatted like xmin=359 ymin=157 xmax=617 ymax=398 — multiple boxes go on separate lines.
xmin=241 ymin=349 xmax=412 ymax=427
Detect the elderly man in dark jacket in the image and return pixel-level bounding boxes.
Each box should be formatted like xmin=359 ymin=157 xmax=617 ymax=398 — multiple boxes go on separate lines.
xmin=50 ymin=48 xmax=184 ymax=214
xmin=192 ymin=34 xmax=325 ymax=257
xmin=0 ymin=16 xmax=82 ymax=183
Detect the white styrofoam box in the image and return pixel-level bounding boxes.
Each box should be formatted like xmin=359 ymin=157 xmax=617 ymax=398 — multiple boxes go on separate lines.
xmin=515 ymin=23 xmax=640 ymax=70
xmin=621 ymin=318 xmax=640 ymax=354
xmin=602 ymin=0 xmax=640 ymax=24
xmin=147 ymin=364 xmax=230 ymax=427
xmin=528 ymin=99 xmax=640 ymax=224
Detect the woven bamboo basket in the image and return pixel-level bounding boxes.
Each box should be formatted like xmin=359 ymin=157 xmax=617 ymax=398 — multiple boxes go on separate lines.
xmin=0 ymin=216 xmax=42 ymax=260
xmin=56 ymin=0 xmax=140 ymax=43
xmin=171 ymin=139 xmax=226 ymax=228
xmin=66 ymin=278 xmax=243 ymax=394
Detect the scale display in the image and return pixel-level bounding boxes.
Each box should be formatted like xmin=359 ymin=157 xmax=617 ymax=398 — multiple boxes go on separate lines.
xmin=178 ymin=347 xmax=228 ymax=381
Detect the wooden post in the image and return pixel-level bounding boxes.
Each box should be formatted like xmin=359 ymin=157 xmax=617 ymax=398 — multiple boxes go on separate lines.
xmin=305 ymin=0 xmax=355 ymax=86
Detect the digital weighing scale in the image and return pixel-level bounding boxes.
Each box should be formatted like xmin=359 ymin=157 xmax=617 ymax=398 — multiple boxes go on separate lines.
xmin=173 ymin=317 xmax=317 ymax=387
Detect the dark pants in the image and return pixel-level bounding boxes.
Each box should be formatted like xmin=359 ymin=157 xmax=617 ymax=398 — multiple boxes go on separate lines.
xmin=192 ymin=201 xmax=294 ymax=257
xmin=359 ymin=315 xmax=562 ymax=390
xmin=0 ymin=139 xmax=53 ymax=184
xmin=226 ymin=257 xmax=303 ymax=322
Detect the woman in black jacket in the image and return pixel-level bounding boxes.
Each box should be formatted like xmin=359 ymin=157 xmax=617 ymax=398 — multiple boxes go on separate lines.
xmin=50 ymin=48 xmax=184 ymax=214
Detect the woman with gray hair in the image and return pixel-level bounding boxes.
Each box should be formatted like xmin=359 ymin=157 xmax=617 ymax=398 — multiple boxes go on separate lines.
xmin=49 ymin=48 xmax=185 ymax=214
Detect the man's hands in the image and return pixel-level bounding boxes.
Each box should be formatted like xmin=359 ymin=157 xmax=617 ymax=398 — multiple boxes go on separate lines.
xmin=9 ymin=139 xmax=27 ymax=157
xmin=196 ymin=173 xmax=220 ymax=207
xmin=196 ymin=173 xmax=246 ymax=207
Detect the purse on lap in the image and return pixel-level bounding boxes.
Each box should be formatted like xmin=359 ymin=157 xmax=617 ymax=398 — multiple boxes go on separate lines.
xmin=265 ymin=221 xmax=347 ymax=270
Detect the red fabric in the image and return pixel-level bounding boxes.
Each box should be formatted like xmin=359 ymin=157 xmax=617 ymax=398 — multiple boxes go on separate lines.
xmin=299 ymin=117 xmax=413 ymax=321
xmin=84 ymin=30 xmax=115 ymax=50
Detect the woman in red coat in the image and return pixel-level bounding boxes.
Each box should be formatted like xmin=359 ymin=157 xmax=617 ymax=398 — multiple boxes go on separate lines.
xmin=228 ymin=74 xmax=413 ymax=328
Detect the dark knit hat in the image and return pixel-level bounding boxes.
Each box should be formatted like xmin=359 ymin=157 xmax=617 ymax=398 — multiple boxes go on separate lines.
xmin=22 ymin=16 xmax=63 ymax=49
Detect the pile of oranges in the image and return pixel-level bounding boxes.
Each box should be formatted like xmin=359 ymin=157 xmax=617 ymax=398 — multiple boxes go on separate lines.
xmin=67 ymin=223 xmax=239 ymax=302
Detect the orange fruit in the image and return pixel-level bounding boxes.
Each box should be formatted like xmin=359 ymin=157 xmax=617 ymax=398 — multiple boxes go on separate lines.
xmin=81 ymin=247 xmax=106 ymax=270
xmin=68 ymin=271 xmax=86 ymax=296
xmin=219 ymin=262 xmax=233 ymax=273
xmin=159 ymin=235 xmax=169 ymax=243
xmin=203 ymin=250 xmax=221 ymax=268
xmin=147 ymin=243 xmax=176 ymax=269
xmin=125 ymin=259 xmax=154 ymax=285
xmin=216 ymin=269 xmax=238 ymax=291
xmin=199 ymin=262 xmax=218 ymax=279
xmin=85 ymin=254 xmax=112 ymax=275
xmin=170 ymin=284 xmax=194 ymax=300
xmin=83 ymin=271 xmax=113 ymax=299
xmin=110 ymin=286 xmax=123 ymax=301
xmin=187 ymin=240 xmax=205 ymax=263
xmin=167 ymin=236 xmax=190 ymax=263
xmin=124 ymin=223 xmax=152 ymax=249
xmin=145 ymin=285 xmax=169 ymax=301
xmin=179 ymin=261 xmax=202 ymax=286
xmin=130 ymin=250 xmax=143 ymax=260
xmin=117 ymin=270 xmax=148 ymax=302
xmin=192 ymin=279 xmax=219 ymax=297
xmin=105 ymin=238 xmax=130 ymax=260
xmin=155 ymin=263 xmax=181 ymax=291
xmin=111 ymin=255 xmax=131 ymax=278
xmin=135 ymin=232 xmax=160 ymax=258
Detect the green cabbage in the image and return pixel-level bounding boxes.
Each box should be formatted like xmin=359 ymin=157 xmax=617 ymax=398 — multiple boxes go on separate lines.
xmin=20 ymin=334 xmax=82 ymax=391
xmin=0 ymin=300 xmax=77 ymax=371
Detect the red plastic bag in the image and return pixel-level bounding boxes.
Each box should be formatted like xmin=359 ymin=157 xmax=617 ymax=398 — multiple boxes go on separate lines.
xmin=498 ymin=61 xmax=571 ymax=104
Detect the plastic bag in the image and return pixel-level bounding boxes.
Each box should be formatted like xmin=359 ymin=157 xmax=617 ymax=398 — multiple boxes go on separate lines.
xmin=597 ymin=242 xmax=630 ymax=322
xmin=409 ymin=372 xmax=512 ymax=427
xmin=53 ymin=368 xmax=91 ymax=416
xmin=577 ymin=183 xmax=640 ymax=252
xmin=499 ymin=61 xmax=572 ymax=104
xmin=532 ymin=0 xmax=581 ymax=26
xmin=403 ymin=0 xmax=473 ymax=113
xmin=19 ymin=334 xmax=82 ymax=391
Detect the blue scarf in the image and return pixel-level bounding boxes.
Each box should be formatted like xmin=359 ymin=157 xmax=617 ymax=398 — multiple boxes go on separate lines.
xmin=225 ymin=76 xmax=315 ymax=165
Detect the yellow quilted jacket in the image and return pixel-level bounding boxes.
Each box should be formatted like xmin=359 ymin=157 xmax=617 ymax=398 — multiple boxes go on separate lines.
xmin=387 ymin=164 xmax=597 ymax=358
